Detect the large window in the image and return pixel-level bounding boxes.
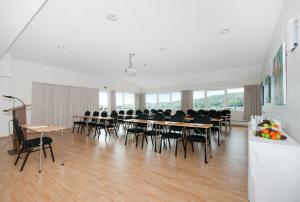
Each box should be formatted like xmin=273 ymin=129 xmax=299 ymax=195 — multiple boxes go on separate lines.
xmin=227 ymin=88 xmax=244 ymax=110
xmin=146 ymin=94 xmax=157 ymax=109
xmin=193 ymin=91 xmax=205 ymax=110
xmin=99 ymin=91 xmax=108 ymax=111
xmin=207 ymin=90 xmax=225 ymax=109
xmin=159 ymin=93 xmax=171 ymax=109
xmin=171 ymin=92 xmax=181 ymax=110
xmin=116 ymin=92 xmax=135 ymax=110
xmin=146 ymin=92 xmax=181 ymax=110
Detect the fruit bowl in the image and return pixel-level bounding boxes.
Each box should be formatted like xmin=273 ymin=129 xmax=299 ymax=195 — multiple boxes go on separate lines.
xmin=254 ymin=128 xmax=287 ymax=140
xmin=257 ymin=120 xmax=280 ymax=130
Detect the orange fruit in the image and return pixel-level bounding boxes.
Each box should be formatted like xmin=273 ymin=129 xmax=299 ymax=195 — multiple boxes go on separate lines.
xmin=271 ymin=136 xmax=278 ymax=140
xmin=262 ymin=129 xmax=270 ymax=134
xmin=270 ymin=131 xmax=276 ymax=136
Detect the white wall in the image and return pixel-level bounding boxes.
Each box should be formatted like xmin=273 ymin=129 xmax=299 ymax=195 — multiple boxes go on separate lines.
xmin=262 ymin=0 xmax=300 ymax=142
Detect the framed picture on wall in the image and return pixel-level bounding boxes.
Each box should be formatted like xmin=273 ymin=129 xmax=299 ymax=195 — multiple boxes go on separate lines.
xmin=273 ymin=42 xmax=287 ymax=105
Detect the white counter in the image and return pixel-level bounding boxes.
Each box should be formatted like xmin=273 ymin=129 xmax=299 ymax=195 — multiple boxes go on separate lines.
xmin=248 ymin=125 xmax=300 ymax=202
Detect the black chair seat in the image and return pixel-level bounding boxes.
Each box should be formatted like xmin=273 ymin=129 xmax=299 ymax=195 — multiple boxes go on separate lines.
xmin=127 ymin=127 xmax=144 ymax=134
xmin=186 ymin=135 xmax=206 ymax=143
xmin=25 ymin=137 xmax=53 ymax=147
xmin=161 ymin=132 xmax=182 ymax=139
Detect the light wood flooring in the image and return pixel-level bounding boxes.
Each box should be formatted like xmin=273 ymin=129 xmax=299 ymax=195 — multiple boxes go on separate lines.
xmin=0 ymin=126 xmax=248 ymax=202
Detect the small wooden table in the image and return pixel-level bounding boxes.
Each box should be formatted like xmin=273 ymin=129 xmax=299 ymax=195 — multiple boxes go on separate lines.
xmin=21 ymin=125 xmax=66 ymax=173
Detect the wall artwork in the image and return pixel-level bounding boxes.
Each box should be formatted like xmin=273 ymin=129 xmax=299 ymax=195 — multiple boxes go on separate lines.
xmin=264 ymin=75 xmax=271 ymax=103
xmin=273 ymin=42 xmax=287 ymax=105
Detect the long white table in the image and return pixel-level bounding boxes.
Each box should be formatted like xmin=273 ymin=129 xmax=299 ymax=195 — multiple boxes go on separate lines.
xmin=248 ymin=123 xmax=300 ymax=202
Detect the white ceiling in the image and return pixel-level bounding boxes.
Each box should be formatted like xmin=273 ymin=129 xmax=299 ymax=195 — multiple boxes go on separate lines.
xmin=8 ymin=0 xmax=284 ymax=91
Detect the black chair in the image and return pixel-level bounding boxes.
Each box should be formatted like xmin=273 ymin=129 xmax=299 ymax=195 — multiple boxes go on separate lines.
xmin=158 ymin=109 xmax=164 ymax=113
xmin=144 ymin=109 xmax=150 ymax=115
xmin=135 ymin=109 xmax=143 ymax=116
xmin=87 ymin=111 xmax=99 ymax=136
xmin=125 ymin=109 xmax=134 ymax=119
xmin=184 ymin=115 xmax=212 ymax=163
xmin=106 ymin=111 xmax=119 ymax=137
xmin=94 ymin=111 xmax=108 ymax=138
xmin=159 ymin=114 xmax=185 ymax=156
xmin=187 ymin=109 xmax=197 ymax=117
xmin=72 ymin=110 xmax=91 ymax=134
xmin=176 ymin=110 xmax=186 ymax=117
xmin=125 ymin=113 xmax=148 ymax=147
xmin=13 ymin=119 xmax=55 ymax=171
xmin=142 ymin=113 xmax=165 ymax=151
xmin=118 ymin=110 xmax=125 ymax=126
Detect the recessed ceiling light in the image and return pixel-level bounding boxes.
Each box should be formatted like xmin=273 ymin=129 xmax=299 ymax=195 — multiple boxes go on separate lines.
xmin=106 ymin=14 xmax=118 ymax=22
xmin=57 ymin=44 xmax=65 ymax=50
xmin=144 ymin=63 xmax=147 ymax=66
xmin=229 ymin=53 xmax=236 ymax=58
xmin=220 ymin=28 xmax=230 ymax=35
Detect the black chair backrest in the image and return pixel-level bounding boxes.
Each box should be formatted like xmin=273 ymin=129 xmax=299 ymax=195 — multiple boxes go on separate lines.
xmin=135 ymin=109 xmax=143 ymax=115
xmin=126 ymin=110 xmax=133 ymax=115
xmin=111 ymin=110 xmax=118 ymax=119
xmin=101 ymin=111 xmax=108 ymax=117
xmin=83 ymin=110 xmax=91 ymax=121
xmin=13 ymin=119 xmax=25 ymax=145
xmin=175 ymin=110 xmax=186 ymax=117
xmin=91 ymin=111 xmax=99 ymax=122
xmin=163 ymin=110 xmax=171 ymax=116
xmin=187 ymin=109 xmax=197 ymax=117
xmin=193 ymin=115 xmax=211 ymax=124
xmin=208 ymin=111 xmax=221 ymax=119
xmin=119 ymin=110 xmax=125 ymax=115
xmin=144 ymin=109 xmax=149 ymax=114
xmin=158 ymin=109 xmax=163 ymax=113
xmin=136 ymin=113 xmax=148 ymax=128
xmin=170 ymin=114 xmax=185 ymax=132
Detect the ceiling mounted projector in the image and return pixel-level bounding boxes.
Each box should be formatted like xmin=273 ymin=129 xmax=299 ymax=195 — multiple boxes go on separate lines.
xmin=124 ymin=53 xmax=136 ymax=76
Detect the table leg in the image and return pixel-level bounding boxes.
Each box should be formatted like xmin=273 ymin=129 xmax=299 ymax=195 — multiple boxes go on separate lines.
xmin=61 ymin=129 xmax=64 ymax=166
xmin=39 ymin=132 xmax=44 ymax=173
xmin=205 ymin=129 xmax=208 ymax=163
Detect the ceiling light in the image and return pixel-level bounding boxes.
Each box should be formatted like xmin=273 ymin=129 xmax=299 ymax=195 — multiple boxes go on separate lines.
xmin=57 ymin=44 xmax=65 ymax=50
xmin=220 ymin=28 xmax=230 ymax=35
xmin=229 ymin=53 xmax=236 ymax=58
xmin=160 ymin=48 xmax=166 ymax=52
xmin=106 ymin=14 xmax=118 ymax=22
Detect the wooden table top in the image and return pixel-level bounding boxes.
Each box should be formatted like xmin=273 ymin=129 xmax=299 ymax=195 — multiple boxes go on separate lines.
xmin=123 ymin=119 xmax=212 ymax=129
xmin=21 ymin=125 xmax=66 ymax=133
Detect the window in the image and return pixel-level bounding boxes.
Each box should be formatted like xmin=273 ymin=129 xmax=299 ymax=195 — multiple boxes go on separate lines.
xmin=193 ymin=91 xmax=205 ymax=110
xmin=116 ymin=92 xmax=135 ymax=110
xmin=124 ymin=93 xmax=135 ymax=110
xmin=146 ymin=94 xmax=157 ymax=109
xmin=158 ymin=93 xmax=171 ymax=109
xmin=99 ymin=91 xmax=108 ymax=111
xmin=207 ymin=90 xmax=225 ymax=109
xmin=171 ymin=92 xmax=181 ymax=110
xmin=227 ymin=88 xmax=244 ymax=110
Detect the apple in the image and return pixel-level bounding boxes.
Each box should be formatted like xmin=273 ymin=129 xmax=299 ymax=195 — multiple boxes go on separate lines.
xmin=276 ymin=135 xmax=281 ymax=140
xmin=263 ymin=123 xmax=269 ymax=128
xmin=265 ymin=134 xmax=270 ymax=139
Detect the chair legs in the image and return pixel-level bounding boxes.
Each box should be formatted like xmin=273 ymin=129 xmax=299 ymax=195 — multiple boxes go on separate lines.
xmin=20 ymin=150 xmax=31 ymax=171
xmin=49 ymin=144 xmax=55 ymax=162
xmin=14 ymin=148 xmax=23 ymax=165
xmin=42 ymin=144 xmax=47 ymax=158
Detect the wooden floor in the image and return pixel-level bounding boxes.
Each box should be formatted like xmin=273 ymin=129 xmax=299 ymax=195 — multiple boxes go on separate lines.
xmin=0 ymin=126 xmax=248 ymax=202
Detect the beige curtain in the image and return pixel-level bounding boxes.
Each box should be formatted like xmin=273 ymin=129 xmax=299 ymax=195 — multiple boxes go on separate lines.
xmin=108 ymin=90 xmax=116 ymax=112
xmin=181 ymin=90 xmax=193 ymax=112
xmin=134 ymin=93 xmax=140 ymax=110
xmin=244 ymin=85 xmax=262 ymax=121
xmin=32 ymin=82 xmax=99 ymax=128
xmin=135 ymin=93 xmax=146 ymax=110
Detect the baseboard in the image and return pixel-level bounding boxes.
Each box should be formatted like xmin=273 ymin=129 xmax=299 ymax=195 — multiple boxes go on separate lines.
xmin=232 ymin=121 xmax=248 ymax=127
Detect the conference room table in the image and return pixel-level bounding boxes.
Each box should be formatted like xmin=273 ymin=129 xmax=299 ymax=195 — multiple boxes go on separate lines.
xmin=21 ymin=124 xmax=66 ymax=173
xmin=123 ymin=119 xmax=213 ymax=163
